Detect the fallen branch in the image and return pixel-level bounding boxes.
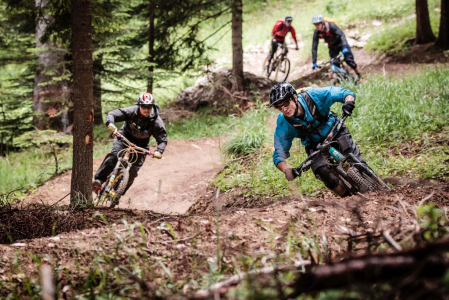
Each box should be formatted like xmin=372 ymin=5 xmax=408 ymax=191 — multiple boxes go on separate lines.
xmin=289 ymin=239 xmax=449 ymax=297
xmin=189 ymin=260 xmax=311 ymax=299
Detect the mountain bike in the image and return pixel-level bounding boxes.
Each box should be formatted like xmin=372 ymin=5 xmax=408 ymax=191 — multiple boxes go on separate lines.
xmin=262 ymin=42 xmax=294 ymax=82
xmin=317 ymin=54 xmax=361 ymax=87
xmin=93 ymin=132 xmax=154 ymax=208
xmin=293 ymin=114 xmax=390 ymax=195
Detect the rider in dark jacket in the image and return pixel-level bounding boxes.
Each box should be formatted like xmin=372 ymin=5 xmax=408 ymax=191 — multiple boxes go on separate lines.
xmin=311 ymin=14 xmax=360 ymax=77
xmin=93 ymin=92 xmax=167 ymax=199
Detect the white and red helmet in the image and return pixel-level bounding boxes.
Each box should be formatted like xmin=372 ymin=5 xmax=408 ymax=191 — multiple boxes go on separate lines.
xmin=137 ymin=92 xmax=155 ymax=105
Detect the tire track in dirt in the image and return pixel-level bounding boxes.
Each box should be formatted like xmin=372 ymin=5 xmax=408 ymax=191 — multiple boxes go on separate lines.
xmin=27 ymin=137 xmax=221 ymax=213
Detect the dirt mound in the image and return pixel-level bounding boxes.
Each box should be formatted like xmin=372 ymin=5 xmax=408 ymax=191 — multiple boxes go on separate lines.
xmin=174 ymin=67 xmax=275 ymax=111
xmin=188 ymin=178 xmax=448 ymax=215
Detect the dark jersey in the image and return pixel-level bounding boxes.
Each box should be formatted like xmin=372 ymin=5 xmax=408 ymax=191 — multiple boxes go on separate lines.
xmin=105 ymin=105 xmax=167 ymax=153
xmin=312 ymin=22 xmax=349 ymax=63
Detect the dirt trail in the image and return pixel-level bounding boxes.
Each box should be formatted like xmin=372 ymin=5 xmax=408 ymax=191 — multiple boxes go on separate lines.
xmin=28 ymin=137 xmax=221 ymax=213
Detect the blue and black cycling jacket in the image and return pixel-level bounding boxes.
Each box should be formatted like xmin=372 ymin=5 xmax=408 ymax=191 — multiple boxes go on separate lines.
xmin=273 ymin=86 xmax=355 ymax=167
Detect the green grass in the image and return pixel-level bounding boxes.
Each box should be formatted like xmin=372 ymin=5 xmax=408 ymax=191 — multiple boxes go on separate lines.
xmin=165 ymin=113 xmax=229 ymax=140
xmin=0 ymin=126 xmax=113 ymax=195
xmin=349 ymin=66 xmax=449 ymax=143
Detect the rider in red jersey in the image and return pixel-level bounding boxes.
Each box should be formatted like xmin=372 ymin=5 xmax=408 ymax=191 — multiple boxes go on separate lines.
xmin=266 ymin=15 xmax=299 ymax=75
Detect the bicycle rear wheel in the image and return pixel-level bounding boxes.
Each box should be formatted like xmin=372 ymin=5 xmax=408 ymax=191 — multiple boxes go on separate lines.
xmin=275 ymin=58 xmax=290 ymax=82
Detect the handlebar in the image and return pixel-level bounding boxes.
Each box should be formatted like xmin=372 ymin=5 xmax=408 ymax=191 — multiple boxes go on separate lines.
xmin=114 ymin=132 xmax=154 ymax=157
xmin=316 ymin=53 xmax=343 ymax=69
xmin=294 ymin=113 xmax=348 ymax=176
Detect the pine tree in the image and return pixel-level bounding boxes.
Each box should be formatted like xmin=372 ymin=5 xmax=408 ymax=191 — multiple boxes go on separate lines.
xmin=70 ymin=0 xmax=94 ymax=204
xmin=0 ymin=0 xmax=36 ymax=152
xmin=128 ymin=0 xmax=230 ymax=92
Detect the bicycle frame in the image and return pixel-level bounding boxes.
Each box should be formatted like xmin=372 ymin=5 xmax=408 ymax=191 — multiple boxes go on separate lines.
xmin=95 ymin=132 xmax=154 ymax=204
xmin=317 ymin=54 xmax=358 ymax=86
xmin=294 ymin=114 xmax=390 ymax=191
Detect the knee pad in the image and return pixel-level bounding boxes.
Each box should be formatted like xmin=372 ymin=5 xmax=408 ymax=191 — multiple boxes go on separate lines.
xmin=314 ymin=165 xmax=339 ymax=190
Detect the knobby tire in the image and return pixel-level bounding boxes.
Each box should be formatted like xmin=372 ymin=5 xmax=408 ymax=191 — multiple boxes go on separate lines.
xmin=347 ymin=166 xmax=373 ymax=193
xmin=275 ymin=58 xmax=290 ymax=82
xmin=94 ymin=168 xmax=129 ymax=207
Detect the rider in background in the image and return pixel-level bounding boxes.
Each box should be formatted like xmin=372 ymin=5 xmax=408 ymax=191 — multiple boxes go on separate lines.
xmin=266 ymin=15 xmax=299 ymax=75
xmin=92 ymin=93 xmax=167 ymax=204
xmin=311 ymin=14 xmax=361 ymax=77
xmin=270 ymin=82 xmax=366 ymax=197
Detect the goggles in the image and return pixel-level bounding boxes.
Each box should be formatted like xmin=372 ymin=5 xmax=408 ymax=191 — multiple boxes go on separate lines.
xmin=140 ymin=105 xmax=153 ymax=110
xmin=274 ymin=98 xmax=292 ymax=110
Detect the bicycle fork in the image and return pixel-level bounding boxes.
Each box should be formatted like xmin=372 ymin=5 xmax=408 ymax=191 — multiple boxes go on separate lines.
xmin=104 ymin=153 xmax=132 ymax=197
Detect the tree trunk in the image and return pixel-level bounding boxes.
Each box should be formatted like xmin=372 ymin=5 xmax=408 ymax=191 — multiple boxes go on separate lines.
xmin=416 ymin=0 xmax=436 ymax=44
xmin=70 ymin=0 xmax=94 ymax=204
xmin=436 ymin=0 xmax=449 ymax=49
xmin=232 ymin=0 xmax=244 ymax=90
xmin=93 ymin=54 xmax=104 ymax=125
xmin=34 ymin=0 xmax=70 ymax=132
xmin=147 ymin=2 xmax=156 ymax=93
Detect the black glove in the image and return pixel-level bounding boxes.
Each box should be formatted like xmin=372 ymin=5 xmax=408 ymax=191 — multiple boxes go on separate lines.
xmin=342 ymin=101 xmax=355 ymax=116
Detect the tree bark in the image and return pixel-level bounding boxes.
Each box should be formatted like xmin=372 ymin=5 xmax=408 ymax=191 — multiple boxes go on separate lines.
xmin=436 ymin=0 xmax=449 ymax=49
xmin=34 ymin=0 xmax=70 ymax=131
xmin=147 ymin=2 xmax=156 ymax=93
xmin=70 ymin=0 xmax=94 ymax=204
xmin=93 ymin=54 xmax=104 ymax=125
xmin=232 ymin=0 xmax=243 ymax=90
xmin=416 ymin=0 xmax=436 ymax=44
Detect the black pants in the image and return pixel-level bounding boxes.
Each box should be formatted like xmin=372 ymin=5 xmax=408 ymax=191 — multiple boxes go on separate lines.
xmin=94 ymin=136 xmax=148 ymax=195
xmin=268 ymin=39 xmax=287 ymax=62
xmin=329 ymin=44 xmax=358 ymax=72
xmin=305 ymin=125 xmax=366 ymax=190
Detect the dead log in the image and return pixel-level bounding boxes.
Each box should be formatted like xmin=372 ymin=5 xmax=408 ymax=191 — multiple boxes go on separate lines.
xmin=290 ymin=239 xmax=449 ymax=296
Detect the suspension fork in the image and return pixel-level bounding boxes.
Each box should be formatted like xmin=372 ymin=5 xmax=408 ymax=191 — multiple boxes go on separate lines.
xmin=105 ymin=152 xmax=131 ymax=192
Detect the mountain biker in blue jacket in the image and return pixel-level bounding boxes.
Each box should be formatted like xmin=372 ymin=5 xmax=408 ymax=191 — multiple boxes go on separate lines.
xmin=270 ymin=82 xmax=366 ymax=197
xmin=311 ymin=14 xmax=361 ymax=77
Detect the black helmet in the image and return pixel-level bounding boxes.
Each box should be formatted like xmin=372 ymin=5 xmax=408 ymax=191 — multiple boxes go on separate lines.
xmin=285 ymin=15 xmax=293 ymax=22
xmin=269 ymin=82 xmax=296 ymax=107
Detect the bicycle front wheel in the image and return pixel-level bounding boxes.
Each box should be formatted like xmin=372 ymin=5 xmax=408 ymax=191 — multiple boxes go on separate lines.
xmin=274 ymin=58 xmax=290 ymax=82
xmin=94 ymin=168 xmax=129 ymax=207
